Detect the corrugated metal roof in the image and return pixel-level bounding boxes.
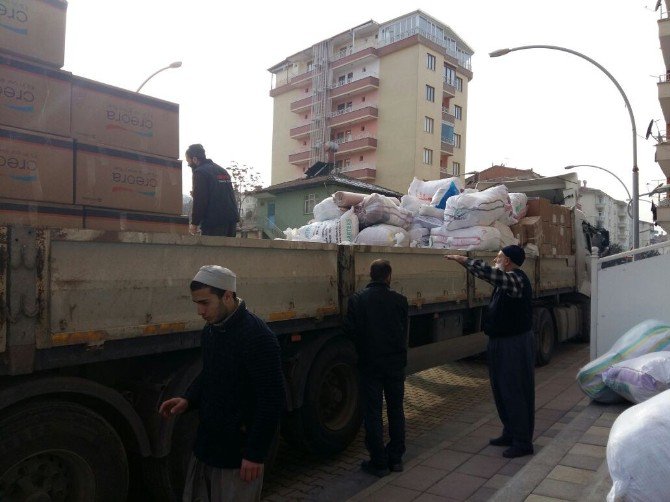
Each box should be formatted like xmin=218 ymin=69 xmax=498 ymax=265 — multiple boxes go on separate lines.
xmin=254 ymin=174 xmax=403 ymax=197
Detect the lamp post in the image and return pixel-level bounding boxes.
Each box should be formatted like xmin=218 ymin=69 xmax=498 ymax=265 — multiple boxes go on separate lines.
xmin=564 ymin=164 xmax=631 ymax=202
xmin=136 ymin=61 xmax=182 ymax=93
xmin=490 ymin=45 xmax=639 ymax=248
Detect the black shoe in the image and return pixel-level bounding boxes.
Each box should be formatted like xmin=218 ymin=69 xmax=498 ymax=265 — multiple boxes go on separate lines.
xmin=388 ymin=461 xmax=404 ymax=472
xmin=489 ymin=436 xmax=513 ymax=446
xmin=361 ymin=460 xmax=390 ymax=478
xmin=502 ymin=446 xmax=534 ymax=458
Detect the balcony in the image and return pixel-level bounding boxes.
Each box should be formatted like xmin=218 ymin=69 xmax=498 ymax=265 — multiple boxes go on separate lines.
xmin=290 ymin=68 xmax=316 ymax=86
xmin=331 ymin=46 xmax=378 ymax=70
xmin=340 ymin=163 xmax=376 ymax=182
xmin=660 ymin=16 xmax=670 ymax=69
xmin=442 ymin=106 xmax=455 ymax=124
xmin=656 ymin=200 xmax=670 ymax=233
xmin=440 ymin=139 xmax=454 ymax=155
xmin=443 ymin=79 xmax=456 ymax=97
xmin=659 ymin=76 xmax=670 ymax=124
xmin=289 ymin=123 xmax=311 ymax=139
xmin=329 ymin=75 xmax=379 ymax=100
xmin=595 ymin=200 xmax=605 ymax=209
xmin=329 ymin=105 xmax=378 ymax=128
xmin=655 ymin=139 xmax=670 ymax=178
xmin=288 ymin=149 xmax=310 ymax=166
xmin=290 ymin=95 xmax=314 ymax=113
xmin=334 ymin=133 xmax=377 ymax=155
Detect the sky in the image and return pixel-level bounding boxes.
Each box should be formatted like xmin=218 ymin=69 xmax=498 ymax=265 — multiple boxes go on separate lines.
xmin=64 ymin=0 xmax=668 ymax=222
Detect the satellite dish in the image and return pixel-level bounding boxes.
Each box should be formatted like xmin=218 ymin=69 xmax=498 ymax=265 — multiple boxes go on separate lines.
xmin=646 ymin=119 xmax=654 ymax=140
xmin=656 ymin=0 xmax=663 ymax=11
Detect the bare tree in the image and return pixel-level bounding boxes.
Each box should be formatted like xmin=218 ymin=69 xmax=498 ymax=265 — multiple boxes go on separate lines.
xmin=227 ymin=161 xmax=264 ymax=216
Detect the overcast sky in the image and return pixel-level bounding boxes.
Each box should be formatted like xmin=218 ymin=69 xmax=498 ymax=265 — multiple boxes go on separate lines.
xmin=64 ymin=0 xmax=667 ymax=221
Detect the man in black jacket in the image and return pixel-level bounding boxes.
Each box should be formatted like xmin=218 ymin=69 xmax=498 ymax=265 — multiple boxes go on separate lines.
xmin=445 ymin=245 xmax=535 ymax=458
xmin=186 ymin=144 xmax=240 ymax=237
xmin=159 ymin=265 xmax=284 ymax=501
xmin=345 ymin=259 xmax=409 ymax=477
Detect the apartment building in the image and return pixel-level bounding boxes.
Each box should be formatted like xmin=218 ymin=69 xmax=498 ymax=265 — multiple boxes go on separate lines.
xmin=268 ymin=11 xmax=473 ymax=194
xmin=654 ymin=2 xmax=670 ymax=231
xmin=578 ymin=186 xmax=632 ymax=248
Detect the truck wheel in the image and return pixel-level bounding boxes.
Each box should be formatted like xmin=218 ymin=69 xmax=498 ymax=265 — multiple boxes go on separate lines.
xmin=286 ymin=339 xmax=362 ymax=454
xmin=533 ymin=307 xmax=556 ymax=366
xmin=0 ymin=400 xmax=128 ymax=502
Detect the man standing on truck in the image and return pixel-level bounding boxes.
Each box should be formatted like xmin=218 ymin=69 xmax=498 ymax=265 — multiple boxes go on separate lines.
xmin=159 ymin=265 xmax=285 ymax=501
xmin=186 ymin=144 xmax=240 ymax=237
xmin=444 ymin=245 xmax=535 ymax=459
xmin=345 ymin=259 xmax=409 ymax=477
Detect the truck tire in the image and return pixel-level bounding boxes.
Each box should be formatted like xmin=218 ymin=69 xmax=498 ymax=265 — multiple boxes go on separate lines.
xmin=0 ymin=400 xmax=128 ymax=502
xmin=283 ymin=338 xmax=361 ymax=454
xmin=533 ymin=307 xmax=556 ymax=366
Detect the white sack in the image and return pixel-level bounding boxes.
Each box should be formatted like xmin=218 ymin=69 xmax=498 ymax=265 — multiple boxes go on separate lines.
xmin=408 ymin=176 xmax=462 ymax=204
xmin=444 ymin=185 xmax=510 ymax=230
xmin=493 ymin=221 xmax=519 ymax=247
xmin=356 ymin=193 xmax=413 ymax=230
xmin=355 ymin=224 xmax=409 ymax=247
xmin=419 ymin=205 xmax=445 ymax=219
xmin=313 ymin=196 xmax=344 ymax=222
xmin=413 ymin=215 xmax=444 ymax=229
xmin=430 ymin=225 xmax=502 ymax=251
xmin=508 ymin=192 xmax=528 ymax=223
xmin=400 ymin=195 xmax=423 ymax=215
xmin=290 ymin=208 xmax=359 ymax=244
xmin=603 ymin=352 xmax=670 ymax=403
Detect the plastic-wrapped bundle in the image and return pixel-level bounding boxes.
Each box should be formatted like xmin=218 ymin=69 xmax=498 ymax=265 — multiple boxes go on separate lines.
xmin=413 ymin=215 xmax=444 ymax=229
xmin=576 ymin=320 xmax=670 ymax=403
xmin=288 ymin=208 xmax=359 ymax=244
xmin=429 ymin=225 xmax=502 ymax=251
xmin=313 ymin=196 xmax=345 ymax=222
xmin=603 ymin=352 xmax=670 ymax=403
xmin=508 ymin=193 xmax=528 ymax=224
xmin=607 ymin=389 xmax=670 ymax=501
xmin=355 ymin=224 xmax=409 ymax=247
xmin=443 ymin=185 xmax=510 ymax=230
xmin=356 ymin=193 xmax=413 ymax=230
xmin=408 ymin=176 xmax=462 ymax=204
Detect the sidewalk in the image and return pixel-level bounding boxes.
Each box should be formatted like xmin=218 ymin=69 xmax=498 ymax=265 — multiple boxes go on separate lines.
xmin=348 ymin=342 xmax=627 ymax=501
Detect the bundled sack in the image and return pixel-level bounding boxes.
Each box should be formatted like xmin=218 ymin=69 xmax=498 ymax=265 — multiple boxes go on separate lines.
xmin=333 ymin=191 xmax=367 ymax=208
xmin=419 ymin=205 xmax=445 ymax=219
xmin=356 ymin=193 xmax=413 ymax=230
xmin=602 ymin=352 xmax=670 ymax=403
xmin=508 ymin=193 xmax=528 ymax=223
xmin=413 ymin=214 xmax=444 ymax=229
xmin=400 ymin=195 xmax=423 ymax=216
xmin=313 ymin=196 xmax=345 ymax=222
xmin=430 ymin=181 xmax=461 ymax=209
xmin=290 ymin=208 xmax=359 ymax=244
xmin=430 ymin=225 xmax=502 ymax=251
xmin=408 ymin=176 xmax=461 ymax=204
xmin=576 ymin=319 xmax=670 ymax=403
xmin=493 ymin=221 xmax=519 ymax=247
xmin=443 ymin=185 xmax=510 ymax=230
xmin=355 ymin=224 xmax=409 ymax=247
xmin=606 ymin=389 xmax=670 ymax=501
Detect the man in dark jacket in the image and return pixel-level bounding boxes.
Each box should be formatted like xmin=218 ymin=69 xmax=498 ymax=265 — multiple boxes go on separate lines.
xmin=159 ymin=265 xmax=285 ymax=501
xmin=445 ymin=245 xmax=535 ymax=458
xmin=345 ymin=259 xmax=409 ymax=477
xmin=186 ymin=144 xmax=240 ymax=237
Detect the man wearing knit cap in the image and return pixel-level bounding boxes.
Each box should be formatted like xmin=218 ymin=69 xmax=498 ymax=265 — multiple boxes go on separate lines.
xmin=159 ymin=265 xmax=285 ymax=501
xmin=445 ymin=245 xmax=535 ymax=458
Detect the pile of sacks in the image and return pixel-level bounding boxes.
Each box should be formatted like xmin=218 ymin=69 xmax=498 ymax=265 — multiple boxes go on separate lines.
xmin=283 ymin=176 xmax=528 ymax=250
xmin=574 ymin=319 xmax=670 ymax=500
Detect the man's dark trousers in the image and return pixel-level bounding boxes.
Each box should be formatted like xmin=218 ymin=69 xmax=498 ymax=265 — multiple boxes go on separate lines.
xmin=201 ymin=222 xmax=236 ymax=237
xmin=488 ymin=330 xmax=535 ymax=449
xmin=359 ymin=368 xmax=406 ymax=468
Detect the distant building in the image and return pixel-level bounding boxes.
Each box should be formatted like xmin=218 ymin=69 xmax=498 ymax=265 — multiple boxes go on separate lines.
xmin=464 ymin=166 xmax=542 ymax=188
xmin=268 ymin=10 xmax=473 ymax=194
xmin=578 ymin=186 xmax=632 ymax=248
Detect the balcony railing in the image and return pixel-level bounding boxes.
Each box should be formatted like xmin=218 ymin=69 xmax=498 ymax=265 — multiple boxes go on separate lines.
xmin=328 ymin=105 xmax=378 ymax=127
xmin=288 ymin=150 xmax=311 ymax=164
xmin=330 ymin=72 xmax=379 ymax=90
xmin=442 ymin=106 xmax=455 ymax=123
xmin=331 ymin=41 xmax=378 ymax=62
xmin=443 ymin=78 xmax=457 ymax=96
xmin=440 ymin=138 xmax=455 ymax=154
xmin=333 ymin=133 xmax=378 ymax=153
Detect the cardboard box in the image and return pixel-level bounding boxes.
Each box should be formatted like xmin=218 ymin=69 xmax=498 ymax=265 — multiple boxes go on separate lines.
xmin=526 ymin=197 xmax=553 ymax=223
xmin=0 ymin=198 xmax=82 ymax=228
xmin=540 ymin=243 xmax=556 ymax=256
xmin=519 ymin=216 xmax=543 ymax=245
xmin=0 ymin=55 xmax=71 ymax=136
xmin=0 ymin=0 xmax=67 ymax=68
xmin=71 ymin=76 xmax=179 ymax=158
xmin=510 ymin=222 xmax=526 ymax=245
xmin=0 ymin=126 xmax=73 ymax=204
xmin=84 ymin=206 xmax=188 ymax=234
xmin=75 ymin=143 xmax=182 ymax=215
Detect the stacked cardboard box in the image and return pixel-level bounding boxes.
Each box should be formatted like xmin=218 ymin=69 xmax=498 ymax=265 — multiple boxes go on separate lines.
xmin=0 ymin=2 xmax=187 ymax=233
xmin=511 ymin=198 xmax=573 ymax=256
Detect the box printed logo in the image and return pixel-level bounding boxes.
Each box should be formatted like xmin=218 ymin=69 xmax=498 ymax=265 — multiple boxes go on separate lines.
xmin=111 ymin=164 xmax=157 ymax=197
xmin=0 ymin=146 xmax=38 ymax=182
xmin=0 ymin=76 xmax=36 ymax=112
xmin=105 ymin=105 xmax=154 ymax=138
xmin=0 ymin=1 xmax=29 ymax=35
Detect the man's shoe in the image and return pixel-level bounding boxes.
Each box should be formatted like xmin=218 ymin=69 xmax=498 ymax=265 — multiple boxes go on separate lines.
xmin=388 ymin=461 xmax=404 ymax=472
xmin=361 ymin=460 xmax=390 ymax=478
xmin=489 ymin=436 xmax=513 ymax=447
xmin=502 ymin=446 xmax=534 ymax=458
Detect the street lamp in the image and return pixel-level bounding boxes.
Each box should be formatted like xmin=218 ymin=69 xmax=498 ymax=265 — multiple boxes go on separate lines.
xmin=564 ymin=164 xmax=632 ymax=202
xmin=136 ymin=61 xmax=182 ymax=93
xmin=490 ymin=45 xmax=640 ymax=248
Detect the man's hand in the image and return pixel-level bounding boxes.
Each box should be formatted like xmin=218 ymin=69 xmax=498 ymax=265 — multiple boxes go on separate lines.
xmin=444 ymin=254 xmax=467 ymax=265
xmin=158 ymin=397 xmax=189 ymax=418
xmin=189 ymin=224 xmax=198 ymax=235
xmin=240 ymin=459 xmax=263 ymax=482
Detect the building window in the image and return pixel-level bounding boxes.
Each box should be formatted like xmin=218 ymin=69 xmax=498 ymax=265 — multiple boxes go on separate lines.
xmin=426 ymin=84 xmax=435 ymax=102
xmin=304 ymin=194 xmax=316 ymax=214
xmin=444 ymin=66 xmax=456 ymax=86
xmin=338 ymin=75 xmax=346 ymax=86
xmin=455 ymin=76 xmax=463 ymax=92
xmin=454 ymin=105 xmax=462 ymax=120
xmin=307 ymin=61 xmax=314 ymax=72
xmin=454 ymin=133 xmax=462 ymax=148
xmin=452 ymin=161 xmax=461 ymax=176
xmin=427 ymin=53 xmax=436 ymax=71
xmin=424 ymin=116 xmax=434 ymax=134
xmin=344 ymin=158 xmax=351 ymax=167
xmin=423 ymin=148 xmax=433 ymax=165
xmin=347 ymin=72 xmax=354 ymax=83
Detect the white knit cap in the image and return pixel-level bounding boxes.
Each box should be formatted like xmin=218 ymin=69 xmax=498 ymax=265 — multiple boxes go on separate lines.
xmin=193 ymin=265 xmax=237 ymax=292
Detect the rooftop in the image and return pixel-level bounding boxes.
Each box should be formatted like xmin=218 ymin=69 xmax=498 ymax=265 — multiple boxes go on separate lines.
xmin=254 ymin=174 xmax=403 ymax=197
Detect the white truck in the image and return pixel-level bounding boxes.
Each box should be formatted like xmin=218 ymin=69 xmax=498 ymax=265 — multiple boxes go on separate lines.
xmin=0 ymin=176 xmax=603 ymax=500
